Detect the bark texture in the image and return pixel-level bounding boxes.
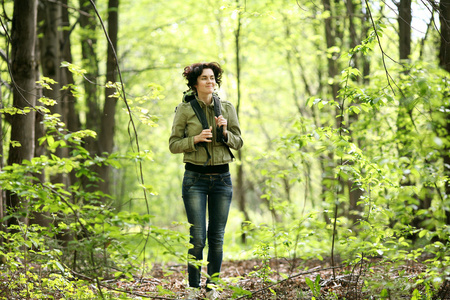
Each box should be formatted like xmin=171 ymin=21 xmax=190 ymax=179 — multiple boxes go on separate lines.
xmin=439 ymin=0 xmax=450 ymax=224
xmin=98 ymin=0 xmax=119 ymax=197
xmin=6 ymin=0 xmax=38 ymax=226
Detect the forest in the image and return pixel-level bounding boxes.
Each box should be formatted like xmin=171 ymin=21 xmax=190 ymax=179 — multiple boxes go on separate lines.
xmin=0 ymin=0 xmax=449 ymax=299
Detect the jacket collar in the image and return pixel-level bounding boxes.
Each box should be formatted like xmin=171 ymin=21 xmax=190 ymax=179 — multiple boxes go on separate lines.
xmin=195 ymin=94 xmax=216 ymax=109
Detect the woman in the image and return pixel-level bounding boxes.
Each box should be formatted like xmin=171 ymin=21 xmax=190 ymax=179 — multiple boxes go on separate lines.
xmin=169 ymin=62 xmax=243 ymax=297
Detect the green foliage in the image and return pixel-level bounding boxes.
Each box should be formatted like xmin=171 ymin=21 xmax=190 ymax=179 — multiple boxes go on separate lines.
xmin=1 ymin=0 xmax=449 ymax=298
xmin=249 ymin=242 xmax=276 ymax=284
xmin=305 ymin=275 xmax=321 ymax=298
xmin=0 ymin=224 xmax=96 ymax=299
xmin=0 ymin=104 xmax=190 ymax=297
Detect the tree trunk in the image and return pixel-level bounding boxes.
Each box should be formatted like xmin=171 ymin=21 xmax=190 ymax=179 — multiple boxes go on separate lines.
xmin=37 ymin=0 xmax=64 ymax=178
xmin=0 ymin=73 xmax=4 ymax=239
xmin=33 ymin=9 xmax=47 ymax=228
xmin=322 ymin=0 xmax=343 ymax=278
xmin=6 ymin=0 xmax=38 ymax=227
xmin=322 ymin=0 xmax=339 ymax=102
xmin=438 ymin=0 xmax=450 ymax=224
xmin=396 ymin=0 xmax=432 ymax=238
xmin=61 ymin=0 xmax=81 ymax=199
xmin=345 ymin=0 xmax=364 ymax=225
xmin=79 ymin=0 xmax=100 ymax=156
xmin=61 ymin=0 xmax=80 ymax=133
xmin=38 ymin=0 xmax=62 ymax=116
xmin=398 ymin=0 xmax=411 ymax=62
xmin=361 ymin=7 xmax=371 ymax=83
xmin=234 ymin=0 xmax=249 ymax=243
xmin=97 ymin=0 xmax=119 ymax=198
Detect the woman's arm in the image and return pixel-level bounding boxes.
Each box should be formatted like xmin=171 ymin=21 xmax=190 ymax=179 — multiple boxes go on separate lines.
xmin=169 ymin=104 xmax=197 ymax=154
xmin=223 ymin=102 xmax=243 ymax=151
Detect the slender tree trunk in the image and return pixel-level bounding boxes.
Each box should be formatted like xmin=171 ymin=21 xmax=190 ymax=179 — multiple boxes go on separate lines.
xmin=396 ymin=0 xmax=412 ymax=167
xmin=37 ymin=0 xmax=63 ymax=170
xmin=322 ymin=0 xmax=343 ymax=278
xmin=33 ymin=13 xmax=48 ymax=228
xmin=79 ymin=0 xmax=100 ymax=156
xmin=322 ymin=0 xmax=339 ymax=102
xmin=97 ymin=0 xmax=119 ymax=198
xmin=0 ymin=72 xmax=4 ymax=240
xmin=61 ymin=0 xmax=81 ymax=203
xmin=438 ymin=0 xmax=450 ymax=224
xmin=345 ymin=0 xmax=364 ymax=225
xmin=61 ymin=0 xmax=80 ymax=133
xmin=234 ymin=0 xmax=249 ymax=243
xmin=396 ymin=0 xmax=432 ymax=238
xmin=362 ymin=8 xmax=371 ymax=83
xmin=346 ymin=0 xmax=358 ymax=68
xmin=38 ymin=0 xmax=62 ymax=116
xmin=398 ymin=0 xmax=411 ymax=62
xmin=6 ymin=0 xmax=38 ymax=227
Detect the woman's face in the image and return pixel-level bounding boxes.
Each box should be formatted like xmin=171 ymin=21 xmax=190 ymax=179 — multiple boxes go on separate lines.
xmin=194 ymin=68 xmax=216 ymax=95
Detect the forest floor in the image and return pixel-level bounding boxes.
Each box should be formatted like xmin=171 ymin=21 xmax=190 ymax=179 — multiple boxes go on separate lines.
xmin=110 ymin=257 xmax=450 ymax=299
xmin=3 ymin=257 xmax=450 ymax=299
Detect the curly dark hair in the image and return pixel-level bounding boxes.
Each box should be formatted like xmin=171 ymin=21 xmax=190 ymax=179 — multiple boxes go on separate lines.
xmin=182 ymin=62 xmax=223 ymax=91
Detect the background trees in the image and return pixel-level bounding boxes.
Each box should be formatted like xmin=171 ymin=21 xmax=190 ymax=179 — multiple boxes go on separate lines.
xmin=0 ymin=0 xmax=449 ymax=298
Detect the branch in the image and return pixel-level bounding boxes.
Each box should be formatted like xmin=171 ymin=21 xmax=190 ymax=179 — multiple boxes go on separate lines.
xmin=365 ymin=1 xmax=402 ymax=95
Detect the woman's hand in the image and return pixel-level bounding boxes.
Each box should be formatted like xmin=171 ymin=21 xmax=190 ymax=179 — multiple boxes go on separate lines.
xmin=194 ymin=126 xmax=213 ymax=144
xmin=215 ymin=115 xmax=228 ymax=138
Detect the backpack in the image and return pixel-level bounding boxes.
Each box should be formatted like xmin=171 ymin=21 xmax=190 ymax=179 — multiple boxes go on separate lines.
xmin=182 ymin=90 xmax=235 ymax=166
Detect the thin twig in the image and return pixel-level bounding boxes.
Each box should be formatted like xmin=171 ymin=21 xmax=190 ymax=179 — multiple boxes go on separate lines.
xmin=364 ymin=1 xmax=401 ymax=95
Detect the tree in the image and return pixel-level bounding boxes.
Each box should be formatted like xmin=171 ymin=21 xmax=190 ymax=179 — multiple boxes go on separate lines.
xmin=398 ymin=0 xmax=411 ymax=61
xmin=98 ymin=0 xmax=119 ymax=197
xmin=6 ymin=0 xmax=38 ymax=227
xmin=234 ymin=0 xmax=249 ymax=243
xmin=79 ymin=0 xmax=100 ymax=156
xmin=37 ymin=0 xmax=64 ymax=179
xmin=345 ymin=0 xmax=365 ymax=225
xmin=61 ymin=0 xmax=80 ymax=134
xmin=438 ymin=0 xmax=450 ymax=225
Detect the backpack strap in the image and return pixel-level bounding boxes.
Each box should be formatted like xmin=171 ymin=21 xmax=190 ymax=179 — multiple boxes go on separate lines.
xmin=190 ymin=99 xmax=211 ymax=166
xmin=189 ymin=95 xmax=236 ymax=166
xmin=213 ymin=95 xmax=235 ymax=160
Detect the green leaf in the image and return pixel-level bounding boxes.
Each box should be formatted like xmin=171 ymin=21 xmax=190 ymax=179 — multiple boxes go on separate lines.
xmin=47 ymin=135 xmax=55 ymax=148
xmin=114 ymin=271 xmax=123 ymax=278
xmin=351 ymin=106 xmax=361 ymax=114
xmin=360 ymin=103 xmax=371 ymax=112
xmin=305 ymin=277 xmax=314 ymax=291
xmin=380 ymin=289 xmax=389 ymax=297
xmin=55 ymin=261 xmax=65 ymax=273
xmin=306 ymin=97 xmax=315 ymax=107
xmin=419 ymin=229 xmax=428 ymax=238
xmin=10 ymin=140 xmax=21 ymax=148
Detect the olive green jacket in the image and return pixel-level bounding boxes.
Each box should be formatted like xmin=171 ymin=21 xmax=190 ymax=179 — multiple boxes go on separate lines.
xmin=169 ymin=97 xmax=243 ymax=166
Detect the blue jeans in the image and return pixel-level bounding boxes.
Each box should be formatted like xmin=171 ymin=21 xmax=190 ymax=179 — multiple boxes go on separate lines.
xmin=182 ymin=170 xmax=233 ymax=288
